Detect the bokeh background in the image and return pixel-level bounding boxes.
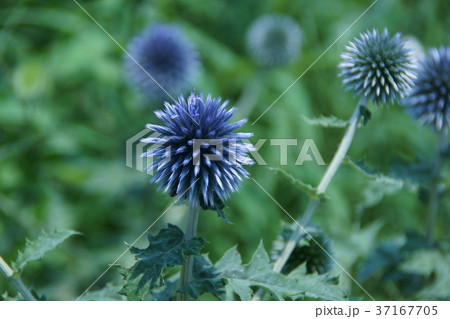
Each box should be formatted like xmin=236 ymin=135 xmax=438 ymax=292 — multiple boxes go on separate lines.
xmin=0 ymin=0 xmax=449 ymax=300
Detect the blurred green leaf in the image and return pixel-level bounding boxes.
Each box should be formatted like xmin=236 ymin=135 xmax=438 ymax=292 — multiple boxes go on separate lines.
xmin=400 ymin=249 xmax=450 ymax=300
xmin=12 ymin=229 xmax=80 ymax=272
xmin=267 ymin=167 xmax=319 ymax=198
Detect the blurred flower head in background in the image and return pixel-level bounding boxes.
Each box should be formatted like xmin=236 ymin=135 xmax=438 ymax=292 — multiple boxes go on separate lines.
xmin=271 ymin=224 xmax=334 ymax=275
xmin=402 ymin=35 xmax=425 ymax=65
xmin=246 ymin=14 xmax=302 ymax=66
xmin=339 ymin=28 xmax=415 ymax=105
xmin=407 ymin=46 xmax=450 ymax=131
xmin=125 ymin=24 xmax=200 ymax=97
xmin=142 ymin=91 xmax=254 ymax=219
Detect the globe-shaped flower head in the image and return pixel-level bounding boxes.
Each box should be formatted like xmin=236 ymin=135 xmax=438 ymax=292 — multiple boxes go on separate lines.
xmin=142 ymin=91 xmax=254 ymax=219
xmin=339 ymin=29 xmax=415 ymax=105
xmin=246 ymin=14 xmax=302 ymax=66
xmin=408 ymin=47 xmax=450 ymax=131
xmin=125 ymin=24 xmax=199 ymax=96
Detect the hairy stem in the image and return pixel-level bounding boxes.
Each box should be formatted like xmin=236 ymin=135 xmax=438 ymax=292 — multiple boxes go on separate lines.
xmin=425 ymin=128 xmax=447 ymax=246
xmin=0 ymin=256 xmax=36 ymax=301
xmin=252 ymin=97 xmax=366 ymax=301
xmin=177 ymin=203 xmax=200 ymax=301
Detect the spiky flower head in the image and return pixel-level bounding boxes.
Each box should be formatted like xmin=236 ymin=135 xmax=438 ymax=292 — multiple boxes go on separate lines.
xmin=339 ymin=28 xmax=415 ymax=105
xmin=125 ymin=24 xmax=199 ymax=96
xmin=407 ymin=47 xmax=450 ymax=131
xmin=246 ymin=14 xmax=302 ymax=66
xmin=271 ymin=225 xmax=333 ymax=275
xmin=141 ymin=91 xmax=254 ymax=219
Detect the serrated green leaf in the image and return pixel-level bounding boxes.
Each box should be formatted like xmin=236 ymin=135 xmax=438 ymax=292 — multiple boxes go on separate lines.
xmin=120 ymin=224 xmax=205 ymax=301
xmin=287 ymin=265 xmax=346 ymax=300
xmin=302 ymin=115 xmax=348 ymax=128
xmin=358 ymin=240 xmax=403 ymax=282
xmin=150 ymin=277 xmax=178 ymax=301
xmin=389 ymin=156 xmax=433 ymax=185
xmin=344 ymin=156 xmax=404 ymax=187
xmin=78 ymin=283 xmax=125 ymax=301
xmin=178 ymin=255 xmax=225 ymax=300
xmin=215 ymin=242 xmax=345 ymax=301
xmin=13 ymin=229 xmax=80 ymax=272
xmin=400 ymin=249 xmax=450 ymax=300
xmin=267 ymin=167 xmax=320 ymax=198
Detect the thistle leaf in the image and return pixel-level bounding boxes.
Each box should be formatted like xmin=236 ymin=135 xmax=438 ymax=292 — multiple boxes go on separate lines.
xmin=215 ymin=242 xmax=345 ymax=300
xmin=78 ymin=283 xmax=125 ymax=301
xmin=178 ymin=255 xmax=225 ymax=300
xmin=150 ymin=277 xmax=179 ymax=301
xmin=267 ymin=167 xmax=319 ymax=198
xmin=287 ymin=265 xmax=346 ymax=300
xmin=13 ymin=229 xmax=80 ymax=272
xmin=119 ymin=224 xmax=204 ymax=301
xmin=344 ymin=156 xmax=404 ymax=187
xmin=400 ymin=249 xmax=450 ymax=300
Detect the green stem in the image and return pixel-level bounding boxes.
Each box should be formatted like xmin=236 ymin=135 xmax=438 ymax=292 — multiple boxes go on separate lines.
xmin=425 ymin=128 xmax=447 ymax=246
xmin=177 ymin=202 xmax=200 ymax=301
xmin=0 ymin=256 xmax=36 ymax=301
xmin=252 ymin=97 xmax=366 ymax=301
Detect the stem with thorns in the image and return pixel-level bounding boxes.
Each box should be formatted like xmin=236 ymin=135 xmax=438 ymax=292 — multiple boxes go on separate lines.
xmin=177 ymin=202 xmax=200 ymax=301
xmin=0 ymin=256 xmax=36 ymax=301
xmin=425 ymin=128 xmax=447 ymax=246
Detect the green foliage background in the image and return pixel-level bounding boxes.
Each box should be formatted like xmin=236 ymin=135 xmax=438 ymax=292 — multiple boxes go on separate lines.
xmin=0 ymin=0 xmax=449 ymax=300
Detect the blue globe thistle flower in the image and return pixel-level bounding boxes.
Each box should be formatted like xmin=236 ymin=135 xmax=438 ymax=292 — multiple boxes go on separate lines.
xmin=125 ymin=24 xmax=199 ymax=96
xmin=141 ymin=91 xmax=254 ymax=219
xmin=246 ymin=14 xmax=302 ymax=66
xmin=407 ymin=47 xmax=450 ymax=131
xmin=271 ymin=225 xmax=333 ymax=275
xmin=339 ymin=28 xmax=415 ymax=105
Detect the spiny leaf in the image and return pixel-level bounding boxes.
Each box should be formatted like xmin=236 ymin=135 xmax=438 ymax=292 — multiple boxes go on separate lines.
xmin=358 ymin=232 xmax=428 ymax=282
xmin=389 ymin=156 xmax=434 ymax=185
xmin=119 ymin=224 xmax=204 ymax=301
xmin=78 ymin=283 xmax=125 ymax=301
xmin=344 ymin=156 xmax=404 ymax=187
xmin=178 ymin=255 xmax=225 ymax=300
xmin=302 ymin=115 xmax=348 ymax=128
xmin=13 ymin=229 xmax=80 ymax=272
xmin=267 ymin=167 xmax=320 ymax=198
xmin=215 ymin=242 xmax=345 ymax=301
xmin=287 ymin=265 xmax=346 ymax=300
xmin=150 ymin=277 xmax=178 ymax=301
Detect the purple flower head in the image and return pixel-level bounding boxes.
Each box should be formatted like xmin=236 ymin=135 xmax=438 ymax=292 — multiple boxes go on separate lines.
xmin=125 ymin=24 xmax=199 ymax=97
xmin=339 ymin=29 xmax=415 ymax=105
xmin=408 ymin=46 xmax=450 ymax=131
xmin=142 ymin=91 xmax=254 ymax=220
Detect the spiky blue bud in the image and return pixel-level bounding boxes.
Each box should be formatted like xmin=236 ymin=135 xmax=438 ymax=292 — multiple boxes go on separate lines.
xmin=125 ymin=24 xmax=199 ymax=96
xmin=339 ymin=28 xmax=415 ymax=105
xmin=142 ymin=92 xmax=254 ymax=218
xmin=407 ymin=47 xmax=450 ymax=131
xmin=246 ymin=14 xmax=302 ymax=66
